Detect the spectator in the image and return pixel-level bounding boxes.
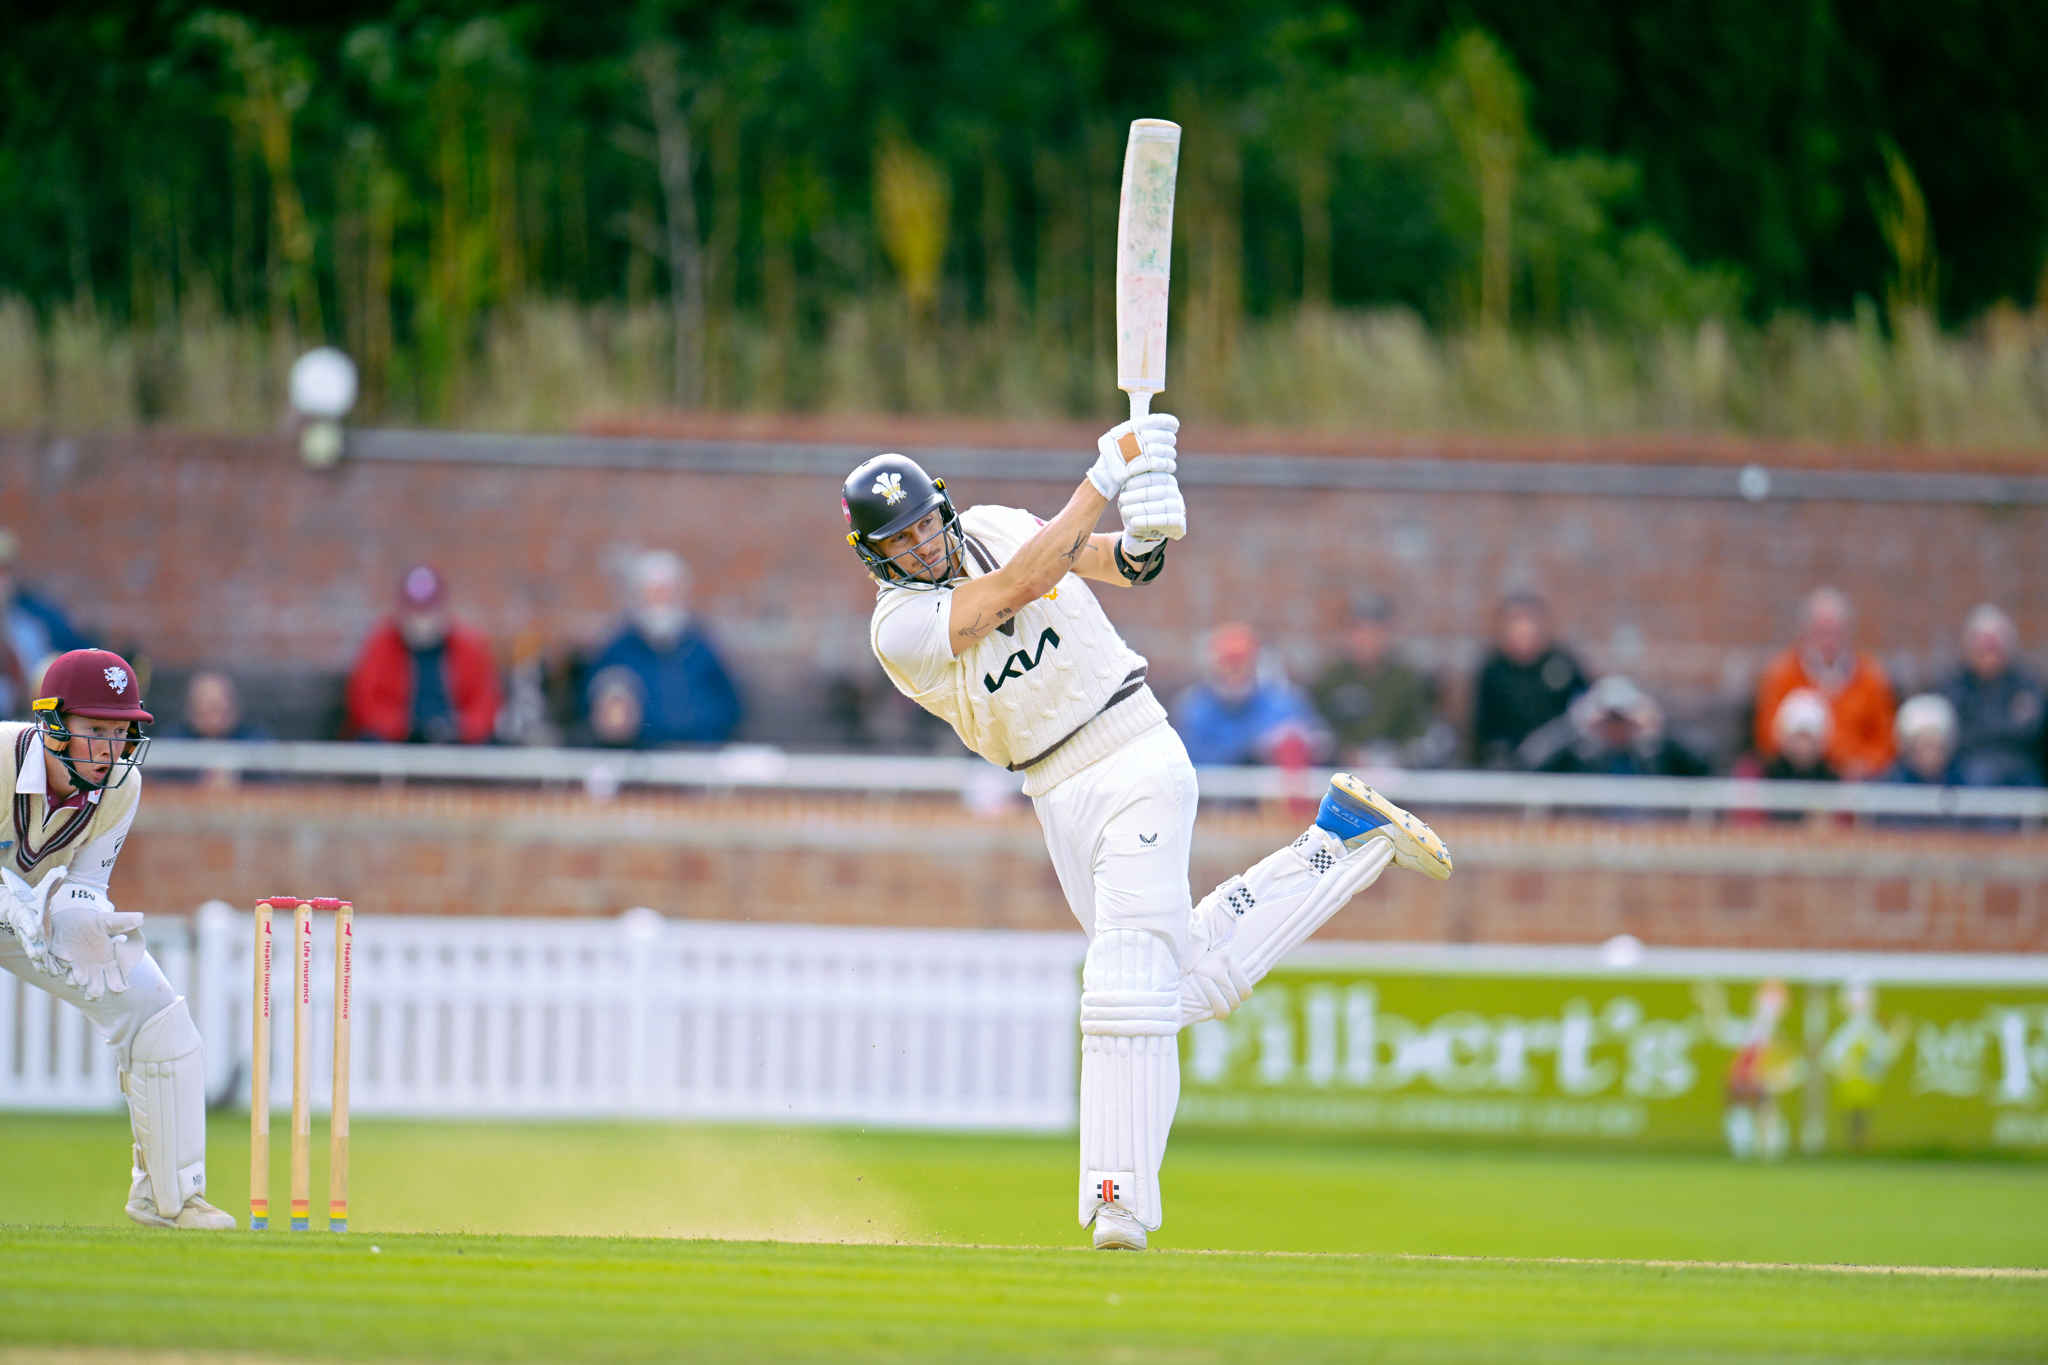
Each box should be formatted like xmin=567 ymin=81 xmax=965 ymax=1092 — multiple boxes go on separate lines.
xmin=1882 ymin=694 xmax=1960 ymax=786
xmin=163 ymin=670 xmax=269 ymax=741
xmin=1472 ymin=593 xmax=1588 ymax=768
xmin=1940 ymin=604 xmax=2044 ymax=786
xmin=584 ymin=551 xmax=741 ymax=747
xmin=0 ymin=529 xmax=88 ymax=718
xmin=1172 ymin=622 xmax=1327 ymax=766
xmin=1311 ymin=593 xmax=1436 ymax=765
xmin=1754 ymin=587 xmax=1896 ymax=780
xmin=344 ymin=564 xmax=501 ymax=744
xmin=1522 ymin=675 xmax=1710 ymax=776
xmin=1762 ymin=689 xmax=1837 ymax=781
xmin=584 ymin=666 xmax=646 ymax=747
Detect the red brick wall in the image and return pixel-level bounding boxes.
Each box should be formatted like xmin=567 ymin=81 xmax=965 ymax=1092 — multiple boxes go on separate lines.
xmin=3 ymin=431 xmax=2042 ymax=740
xmin=122 ymin=784 xmax=2048 ymax=954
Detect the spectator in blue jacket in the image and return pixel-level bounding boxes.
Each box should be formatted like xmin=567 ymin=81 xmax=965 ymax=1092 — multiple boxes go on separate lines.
xmin=1941 ymin=604 xmax=2044 ymax=786
xmin=1171 ymin=622 xmax=1328 ymax=767
xmin=0 ymin=529 xmax=88 ymax=718
xmin=585 ymin=551 xmax=741 ymax=747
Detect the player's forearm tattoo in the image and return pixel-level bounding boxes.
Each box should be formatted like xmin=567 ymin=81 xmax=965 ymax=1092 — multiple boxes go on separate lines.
xmin=1061 ymin=527 xmax=1089 ymax=563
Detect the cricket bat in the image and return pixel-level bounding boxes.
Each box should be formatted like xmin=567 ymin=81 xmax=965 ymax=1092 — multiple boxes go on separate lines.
xmin=1115 ymin=119 xmax=1182 ymax=428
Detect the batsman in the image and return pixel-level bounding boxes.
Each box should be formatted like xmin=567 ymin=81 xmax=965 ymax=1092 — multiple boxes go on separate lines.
xmin=845 ymin=426 xmax=1458 ymax=1256
xmin=0 ymin=649 xmax=233 ymax=1229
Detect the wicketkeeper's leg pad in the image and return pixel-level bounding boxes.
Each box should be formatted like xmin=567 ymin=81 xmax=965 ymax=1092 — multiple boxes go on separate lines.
xmin=1078 ymin=929 xmax=1180 ymax=1231
xmin=123 ymin=996 xmax=208 ymax=1219
xmin=1178 ymin=827 xmax=1395 ymax=1027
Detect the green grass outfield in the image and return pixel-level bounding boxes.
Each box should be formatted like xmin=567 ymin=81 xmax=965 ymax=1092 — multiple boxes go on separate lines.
xmin=0 ymin=1113 xmax=2044 ymax=1363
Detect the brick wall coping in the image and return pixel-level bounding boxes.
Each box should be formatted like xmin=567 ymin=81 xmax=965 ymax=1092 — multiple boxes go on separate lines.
xmin=135 ymin=782 xmax=2048 ymax=882
xmin=580 ymin=411 xmax=2048 ymax=477
xmin=345 ymin=427 xmax=2048 ymax=506
xmin=147 ymin=738 xmax=2048 ymax=822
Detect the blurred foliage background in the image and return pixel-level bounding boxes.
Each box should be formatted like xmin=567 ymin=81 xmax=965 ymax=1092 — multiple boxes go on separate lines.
xmin=2 ymin=0 xmax=2046 ymax=445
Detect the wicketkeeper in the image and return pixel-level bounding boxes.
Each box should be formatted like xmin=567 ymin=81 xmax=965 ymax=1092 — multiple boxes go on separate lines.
xmin=842 ymin=415 xmax=1452 ymax=1250
xmin=0 ymin=649 xmax=233 ymax=1229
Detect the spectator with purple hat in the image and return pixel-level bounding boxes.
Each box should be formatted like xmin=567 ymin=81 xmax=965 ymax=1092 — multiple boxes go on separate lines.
xmin=343 ymin=565 xmax=501 ymax=744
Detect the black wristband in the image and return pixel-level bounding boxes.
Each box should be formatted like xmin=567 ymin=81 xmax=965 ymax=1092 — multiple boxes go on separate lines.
xmin=1113 ymin=538 xmax=1168 ymax=584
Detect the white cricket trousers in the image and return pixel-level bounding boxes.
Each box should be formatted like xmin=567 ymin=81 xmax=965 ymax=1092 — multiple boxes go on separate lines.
xmin=1031 ymin=721 xmax=1201 ymax=962
xmin=1033 ymin=720 xmax=1199 ymax=1232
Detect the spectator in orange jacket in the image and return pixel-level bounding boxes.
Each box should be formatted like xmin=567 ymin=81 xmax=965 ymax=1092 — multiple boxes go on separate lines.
xmin=1754 ymin=587 xmax=1896 ymax=779
xmin=344 ymin=565 xmax=501 ymax=744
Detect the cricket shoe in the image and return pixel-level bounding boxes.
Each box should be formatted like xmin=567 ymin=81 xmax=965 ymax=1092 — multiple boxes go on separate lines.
xmin=1092 ymin=1205 xmax=1148 ymax=1251
xmin=1315 ymin=774 xmax=1453 ymax=881
xmin=126 ymin=1173 xmax=236 ymax=1230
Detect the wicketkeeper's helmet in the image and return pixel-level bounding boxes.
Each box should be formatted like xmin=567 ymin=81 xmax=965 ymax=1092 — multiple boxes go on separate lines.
xmin=841 ymin=453 xmax=960 ymax=586
xmin=33 ymin=648 xmax=153 ymax=792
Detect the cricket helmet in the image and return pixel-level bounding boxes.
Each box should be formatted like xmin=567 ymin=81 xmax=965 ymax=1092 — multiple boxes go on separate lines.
xmin=33 ymin=648 xmax=153 ymax=791
xmin=841 ymin=453 xmax=959 ymax=585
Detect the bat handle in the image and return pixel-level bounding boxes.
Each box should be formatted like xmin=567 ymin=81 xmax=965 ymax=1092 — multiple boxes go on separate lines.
xmin=1126 ymin=390 xmax=1153 ymax=422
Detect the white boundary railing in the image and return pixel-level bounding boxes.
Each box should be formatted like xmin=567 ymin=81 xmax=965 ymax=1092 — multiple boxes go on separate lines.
xmin=145 ymin=738 xmax=2048 ymax=822
xmin=0 ymin=908 xmax=1087 ymax=1129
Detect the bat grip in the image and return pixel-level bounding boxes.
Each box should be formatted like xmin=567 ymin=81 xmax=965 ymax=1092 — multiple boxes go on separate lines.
xmin=1127 ymin=391 xmax=1152 ymax=422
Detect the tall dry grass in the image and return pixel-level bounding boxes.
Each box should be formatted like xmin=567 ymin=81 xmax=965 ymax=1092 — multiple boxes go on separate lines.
xmin=4 ymin=294 xmax=2047 ymax=452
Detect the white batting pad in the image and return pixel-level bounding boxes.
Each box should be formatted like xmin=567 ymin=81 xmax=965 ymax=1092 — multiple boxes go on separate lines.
xmin=123 ymin=996 xmax=207 ymax=1218
xmin=1078 ymin=929 xmax=1181 ymax=1230
xmin=1178 ymin=828 xmax=1395 ymax=1027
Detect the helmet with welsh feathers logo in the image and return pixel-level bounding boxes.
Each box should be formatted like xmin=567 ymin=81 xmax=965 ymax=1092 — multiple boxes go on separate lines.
xmin=841 ymin=453 xmax=960 ymax=587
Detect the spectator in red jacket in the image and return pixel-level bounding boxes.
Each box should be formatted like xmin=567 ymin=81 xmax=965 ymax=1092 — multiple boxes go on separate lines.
xmin=344 ymin=565 xmax=500 ymax=744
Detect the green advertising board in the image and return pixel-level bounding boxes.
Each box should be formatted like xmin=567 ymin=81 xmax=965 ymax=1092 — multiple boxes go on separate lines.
xmin=1177 ymin=945 xmax=2048 ymax=1156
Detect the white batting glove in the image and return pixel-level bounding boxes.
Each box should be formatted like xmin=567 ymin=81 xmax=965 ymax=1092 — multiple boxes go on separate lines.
xmin=1086 ymin=413 xmax=1178 ymax=499
xmin=1119 ymin=470 xmax=1185 ymax=544
xmin=1185 ymin=945 xmax=1253 ymax=1020
xmin=44 ymin=884 xmax=144 ymax=1001
xmin=0 ymin=866 xmax=64 ymax=976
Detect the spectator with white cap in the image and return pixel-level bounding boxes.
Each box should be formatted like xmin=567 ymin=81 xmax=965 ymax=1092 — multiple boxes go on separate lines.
xmin=1762 ymin=689 xmax=1837 ymax=781
xmin=1939 ymin=604 xmax=2044 ymax=787
xmin=1882 ymin=694 xmax=1961 ymax=787
xmin=343 ymin=564 xmax=501 ymax=744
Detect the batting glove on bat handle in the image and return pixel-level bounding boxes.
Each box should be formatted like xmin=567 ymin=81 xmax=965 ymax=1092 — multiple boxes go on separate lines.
xmin=1087 ymin=413 xmax=1180 ymax=499
xmin=1118 ymin=470 xmax=1186 ymax=543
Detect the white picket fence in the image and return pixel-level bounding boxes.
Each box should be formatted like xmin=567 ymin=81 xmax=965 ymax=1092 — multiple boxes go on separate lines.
xmin=0 ymin=907 xmax=1088 ymax=1131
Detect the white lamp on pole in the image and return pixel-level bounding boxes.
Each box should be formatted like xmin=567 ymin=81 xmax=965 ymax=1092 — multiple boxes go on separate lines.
xmin=289 ymin=347 xmax=359 ymax=468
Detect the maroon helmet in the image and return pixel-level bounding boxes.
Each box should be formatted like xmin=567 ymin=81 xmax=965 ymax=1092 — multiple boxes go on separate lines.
xmin=33 ymin=649 xmax=153 ymax=791
xmin=36 ymin=649 xmax=153 ymax=722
